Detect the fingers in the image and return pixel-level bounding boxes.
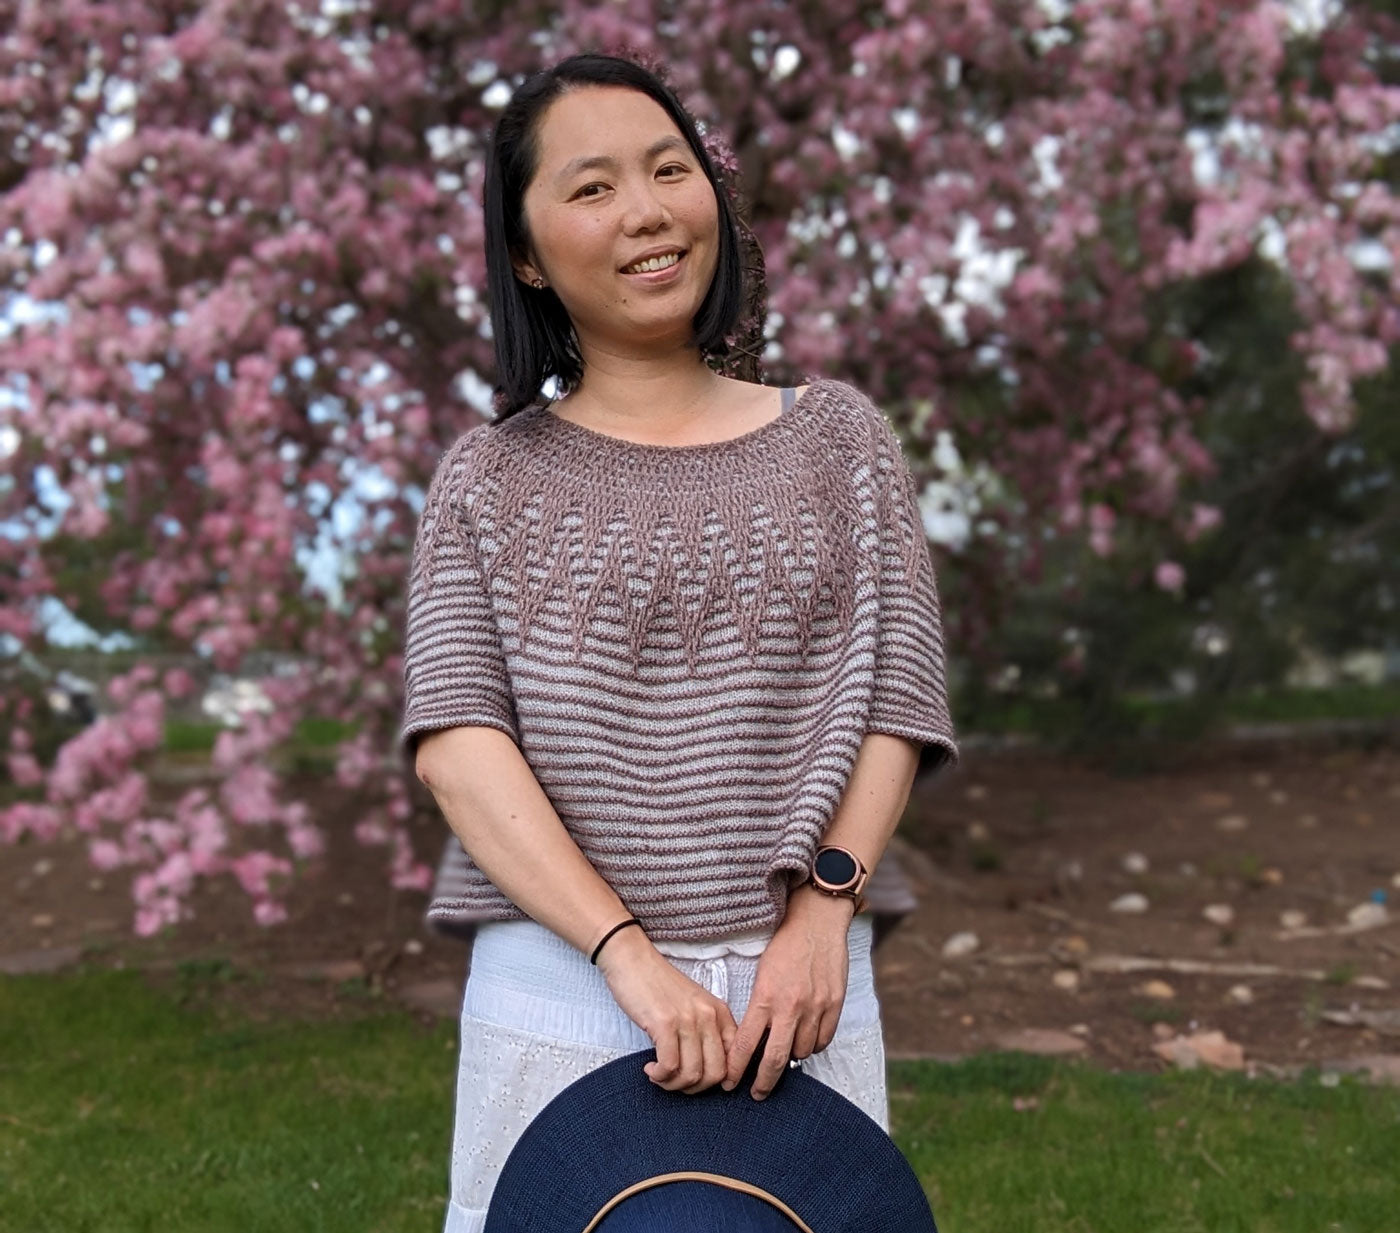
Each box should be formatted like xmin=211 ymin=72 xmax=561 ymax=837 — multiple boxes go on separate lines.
xmin=750 ymin=1019 xmax=796 ymax=1101
xmin=682 ymin=1018 xmax=729 ymax=1095
xmin=791 ymin=1014 xmax=820 ymax=1063
xmin=648 ymin=1001 xmax=732 ymax=1094
xmin=643 ymin=1022 xmax=682 ymax=1086
xmin=811 ymin=994 xmax=847 ymax=1054
xmin=723 ymin=1012 xmax=764 ymax=1091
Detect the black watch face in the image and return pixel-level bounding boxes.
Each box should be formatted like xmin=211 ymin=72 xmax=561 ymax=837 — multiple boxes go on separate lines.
xmin=815 ymin=848 xmax=858 ymax=888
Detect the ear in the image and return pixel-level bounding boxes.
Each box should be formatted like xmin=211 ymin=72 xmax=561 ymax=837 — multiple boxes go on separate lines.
xmin=512 ymin=251 xmax=546 ymax=290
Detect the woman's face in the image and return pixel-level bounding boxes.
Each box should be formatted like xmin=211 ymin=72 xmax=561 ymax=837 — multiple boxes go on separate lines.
xmin=515 ymin=85 xmax=721 ymax=356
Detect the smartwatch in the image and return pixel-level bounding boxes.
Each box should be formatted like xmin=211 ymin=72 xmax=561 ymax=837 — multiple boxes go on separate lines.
xmin=810 ymin=845 xmax=870 ymax=913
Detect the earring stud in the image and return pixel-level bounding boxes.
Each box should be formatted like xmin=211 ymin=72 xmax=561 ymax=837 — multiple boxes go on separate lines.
xmin=531 ymin=277 xmax=545 ymax=289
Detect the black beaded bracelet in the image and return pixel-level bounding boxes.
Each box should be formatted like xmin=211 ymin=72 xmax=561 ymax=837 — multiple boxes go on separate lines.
xmin=589 ymin=917 xmax=643 ymax=965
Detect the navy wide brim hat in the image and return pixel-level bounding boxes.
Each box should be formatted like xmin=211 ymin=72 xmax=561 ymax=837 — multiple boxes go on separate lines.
xmin=484 ymin=1047 xmax=938 ymax=1232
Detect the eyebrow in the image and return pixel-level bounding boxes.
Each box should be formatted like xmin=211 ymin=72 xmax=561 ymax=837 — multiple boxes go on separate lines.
xmin=554 ymin=136 xmax=691 ymax=185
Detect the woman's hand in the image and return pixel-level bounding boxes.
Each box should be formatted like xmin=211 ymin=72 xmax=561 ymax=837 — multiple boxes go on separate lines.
xmin=723 ymin=884 xmax=854 ymax=1100
xmin=596 ymin=926 xmax=738 ymax=1095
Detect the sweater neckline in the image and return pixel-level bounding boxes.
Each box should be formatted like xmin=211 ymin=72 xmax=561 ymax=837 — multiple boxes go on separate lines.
xmin=532 ymin=379 xmax=822 ymax=460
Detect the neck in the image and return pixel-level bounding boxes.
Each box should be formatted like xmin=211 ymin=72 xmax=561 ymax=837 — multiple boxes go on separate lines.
xmin=565 ymin=338 xmax=721 ymax=430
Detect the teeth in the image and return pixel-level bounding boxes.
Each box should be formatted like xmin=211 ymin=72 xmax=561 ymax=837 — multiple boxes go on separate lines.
xmin=624 ymin=252 xmax=681 ymax=274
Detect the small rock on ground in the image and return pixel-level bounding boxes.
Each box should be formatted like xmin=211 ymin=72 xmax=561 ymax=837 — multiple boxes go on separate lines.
xmin=993 ymin=1028 xmax=1088 ymax=1057
xmin=279 ymin=959 xmax=366 ymax=983
xmin=399 ymin=979 xmax=463 ymax=1018
xmin=1152 ymin=1030 xmax=1245 ymax=1072
xmin=941 ymin=931 xmax=980 ymax=959
xmin=0 ymin=945 xmax=84 ymax=975
xmin=1347 ymin=902 xmax=1388 ymax=929
xmin=1322 ymin=1056 xmax=1400 ymax=1086
xmin=1110 ymin=892 xmax=1149 ymax=914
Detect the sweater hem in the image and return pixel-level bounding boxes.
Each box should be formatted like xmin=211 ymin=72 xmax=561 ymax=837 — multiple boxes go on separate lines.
xmin=864 ymin=722 xmax=960 ymax=769
xmin=426 ymin=894 xmax=793 ymax=943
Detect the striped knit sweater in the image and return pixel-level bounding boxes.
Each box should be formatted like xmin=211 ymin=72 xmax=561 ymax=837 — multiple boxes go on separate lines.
xmin=400 ymin=378 xmax=957 ymax=940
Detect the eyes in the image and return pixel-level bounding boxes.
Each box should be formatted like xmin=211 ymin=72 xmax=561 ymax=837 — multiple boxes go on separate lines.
xmin=570 ymin=163 xmax=691 ymax=201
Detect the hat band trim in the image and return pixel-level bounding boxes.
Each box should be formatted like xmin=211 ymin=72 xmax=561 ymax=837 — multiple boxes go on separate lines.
xmin=582 ymin=1170 xmax=815 ymax=1233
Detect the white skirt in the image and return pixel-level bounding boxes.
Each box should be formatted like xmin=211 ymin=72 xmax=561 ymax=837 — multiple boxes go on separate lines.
xmin=443 ymin=914 xmax=887 ymax=1233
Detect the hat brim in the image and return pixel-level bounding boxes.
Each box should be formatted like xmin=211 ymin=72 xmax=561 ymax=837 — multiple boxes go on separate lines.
xmin=484 ymin=1047 xmax=937 ymax=1233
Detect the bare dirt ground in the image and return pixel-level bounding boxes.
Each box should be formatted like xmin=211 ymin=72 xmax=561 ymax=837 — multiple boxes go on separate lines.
xmin=4 ymin=734 xmax=1398 ymax=1076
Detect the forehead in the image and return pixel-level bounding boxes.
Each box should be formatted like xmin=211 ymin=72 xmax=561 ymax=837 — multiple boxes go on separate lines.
xmin=531 ymin=85 xmax=688 ymax=177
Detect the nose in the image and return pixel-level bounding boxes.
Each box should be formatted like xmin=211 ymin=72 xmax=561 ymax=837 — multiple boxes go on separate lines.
xmin=620 ymin=177 xmax=669 ymax=234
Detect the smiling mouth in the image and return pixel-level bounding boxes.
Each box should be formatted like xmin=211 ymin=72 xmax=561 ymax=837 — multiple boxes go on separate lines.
xmin=621 ymin=250 xmax=685 ymax=275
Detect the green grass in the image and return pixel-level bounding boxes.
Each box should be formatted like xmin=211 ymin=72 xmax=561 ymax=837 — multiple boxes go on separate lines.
xmin=0 ymin=968 xmax=456 ymax=1232
xmin=3 ymin=970 xmax=1399 ymax=1232
xmin=965 ymin=682 xmax=1400 ymax=740
xmin=891 ymin=1053 xmax=1400 ymax=1233
xmin=162 ymin=716 xmax=359 ymax=754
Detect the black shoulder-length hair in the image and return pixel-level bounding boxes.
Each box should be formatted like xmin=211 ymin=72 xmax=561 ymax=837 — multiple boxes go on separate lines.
xmin=483 ymin=53 xmax=747 ymax=420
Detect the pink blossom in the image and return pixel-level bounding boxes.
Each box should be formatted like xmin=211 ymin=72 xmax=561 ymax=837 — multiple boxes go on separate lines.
xmin=1 ymin=802 xmax=64 ymax=843
xmin=89 ymin=839 xmax=126 ymax=871
xmin=354 ymin=817 xmax=390 ymax=846
xmin=1186 ymin=503 xmax=1222 ymax=541
xmin=1088 ymin=503 xmax=1116 ymax=557
xmin=163 ymin=668 xmax=196 ymax=699
xmin=1154 ymin=560 xmax=1186 ymax=593
xmin=253 ymin=899 xmax=289 ymax=927
xmin=287 ymin=825 xmax=326 ymax=860
xmin=6 ymin=752 xmax=43 ymax=788
xmin=231 ymin=851 xmax=293 ymax=899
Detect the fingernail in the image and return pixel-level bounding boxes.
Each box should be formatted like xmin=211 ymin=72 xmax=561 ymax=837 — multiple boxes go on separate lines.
xmin=721 ymin=1081 xmax=734 ymax=1091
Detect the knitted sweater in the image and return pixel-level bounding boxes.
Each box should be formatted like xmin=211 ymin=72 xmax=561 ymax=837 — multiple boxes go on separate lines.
xmin=399 ymin=378 xmax=957 ymax=940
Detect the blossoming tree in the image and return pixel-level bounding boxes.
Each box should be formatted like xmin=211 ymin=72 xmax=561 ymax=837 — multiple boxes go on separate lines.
xmin=2 ymin=0 xmax=1395 ymax=932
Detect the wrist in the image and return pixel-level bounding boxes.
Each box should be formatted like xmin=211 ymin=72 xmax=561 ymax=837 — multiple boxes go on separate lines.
xmin=592 ymin=917 xmax=655 ymax=974
xmin=790 ymin=880 xmax=859 ymax=925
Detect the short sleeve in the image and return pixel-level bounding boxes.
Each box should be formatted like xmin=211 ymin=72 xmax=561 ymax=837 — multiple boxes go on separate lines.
xmin=864 ymin=415 xmax=959 ymax=772
xmin=399 ymin=433 xmax=519 ymax=758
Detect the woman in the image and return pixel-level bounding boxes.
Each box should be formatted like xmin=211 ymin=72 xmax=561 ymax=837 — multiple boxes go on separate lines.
xmin=401 ymin=53 xmax=957 ymax=1233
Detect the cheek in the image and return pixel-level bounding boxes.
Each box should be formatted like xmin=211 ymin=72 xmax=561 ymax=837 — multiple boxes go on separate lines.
xmin=680 ymin=186 xmax=720 ymax=239
xmin=531 ymin=206 xmax=610 ymax=272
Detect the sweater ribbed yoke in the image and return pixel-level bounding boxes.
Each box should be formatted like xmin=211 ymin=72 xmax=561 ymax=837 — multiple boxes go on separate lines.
xmin=401 ymin=378 xmax=956 ymax=940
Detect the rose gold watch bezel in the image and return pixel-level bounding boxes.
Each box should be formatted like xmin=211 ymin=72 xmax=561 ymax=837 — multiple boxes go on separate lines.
xmin=812 ymin=845 xmax=869 ymax=897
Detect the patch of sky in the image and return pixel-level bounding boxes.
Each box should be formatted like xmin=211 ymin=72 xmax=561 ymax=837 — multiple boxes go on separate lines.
xmin=1031 ymin=135 xmax=1063 ymax=196
xmin=1284 ymin=0 xmax=1341 ymax=35
xmin=1257 ymin=215 xmax=1287 ymax=265
xmin=772 ymin=45 xmax=801 ymax=81
xmin=1359 ymin=123 xmax=1400 ymax=158
xmin=832 ymin=125 xmax=861 ymax=162
xmin=31 ymin=596 xmax=134 ymax=650
xmin=951 ymin=215 xmax=1022 ymax=323
xmin=467 ymin=60 xmax=498 ymax=87
xmin=427 ymin=125 xmax=474 ymax=162
xmin=1349 ymin=239 xmax=1391 ymax=274
xmin=454 ymin=368 xmax=495 ymax=417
